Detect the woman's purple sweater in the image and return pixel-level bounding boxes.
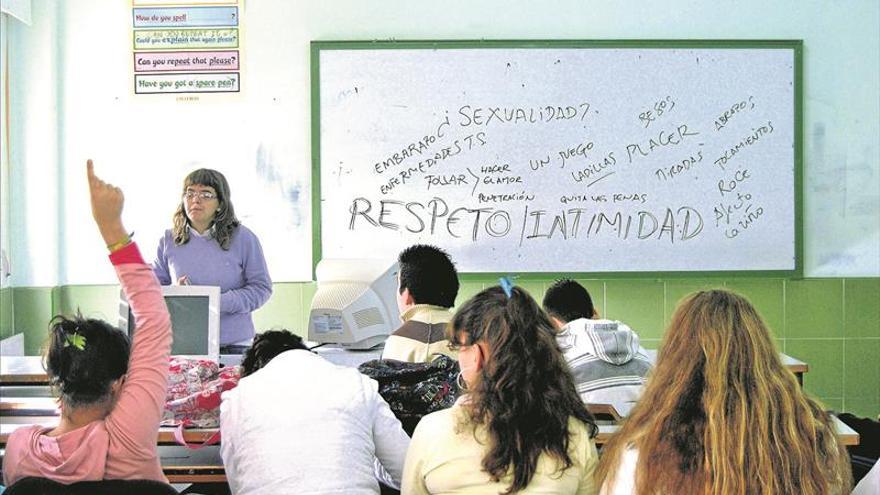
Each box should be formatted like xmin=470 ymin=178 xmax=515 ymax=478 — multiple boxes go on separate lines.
xmin=152 ymin=225 xmax=272 ymax=345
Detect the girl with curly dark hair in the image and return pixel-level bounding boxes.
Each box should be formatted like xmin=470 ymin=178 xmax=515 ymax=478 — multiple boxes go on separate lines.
xmin=401 ymin=285 xmax=599 ymax=494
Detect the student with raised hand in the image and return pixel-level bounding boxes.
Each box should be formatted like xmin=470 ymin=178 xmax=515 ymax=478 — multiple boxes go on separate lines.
xmin=382 ymin=244 xmax=459 ymax=363
xmin=2 ymin=160 xmax=172 ymax=486
xmin=152 ymin=168 xmax=272 ymax=350
xmin=597 ymin=289 xmax=852 ymax=495
xmin=543 ymin=279 xmax=652 ymax=413
xmin=401 ymin=284 xmax=599 ymax=495
xmin=220 ymin=330 xmax=410 ymax=495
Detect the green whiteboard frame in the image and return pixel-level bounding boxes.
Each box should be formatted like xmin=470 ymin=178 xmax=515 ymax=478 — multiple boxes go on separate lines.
xmin=310 ymin=39 xmax=804 ymax=280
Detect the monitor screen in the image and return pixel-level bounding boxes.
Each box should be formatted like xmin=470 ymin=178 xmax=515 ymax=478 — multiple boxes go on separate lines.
xmin=120 ymin=285 xmax=220 ymax=361
xmin=308 ymin=259 xmax=398 ymax=350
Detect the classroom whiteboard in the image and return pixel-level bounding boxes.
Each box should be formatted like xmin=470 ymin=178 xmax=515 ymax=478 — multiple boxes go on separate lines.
xmin=313 ymin=41 xmax=801 ymax=275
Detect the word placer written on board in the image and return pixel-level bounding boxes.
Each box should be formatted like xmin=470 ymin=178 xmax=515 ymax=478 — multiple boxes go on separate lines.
xmin=318 ymin=47 xmax=797 ymax=273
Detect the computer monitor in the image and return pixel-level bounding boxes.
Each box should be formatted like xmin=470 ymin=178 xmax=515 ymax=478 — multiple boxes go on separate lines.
xmin=119 ymin=285 xmax=221 ymax=362
xmin=308 ymin=259 xmax=399 ymax=350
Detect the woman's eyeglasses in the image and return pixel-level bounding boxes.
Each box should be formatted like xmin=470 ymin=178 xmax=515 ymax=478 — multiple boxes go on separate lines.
xmin=183 ymin=191 xmax=217 ymax=201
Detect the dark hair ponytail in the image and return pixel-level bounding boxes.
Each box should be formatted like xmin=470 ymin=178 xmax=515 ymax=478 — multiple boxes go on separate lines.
xmin=45 ymin=313 xmax=131 ymax=408
xmin=447 ymin=286 xmax=597 ymax=494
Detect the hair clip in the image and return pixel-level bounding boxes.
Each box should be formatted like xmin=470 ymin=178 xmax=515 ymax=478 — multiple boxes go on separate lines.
xmin=499 ymin=276 xmax=515 ymax=299
xmin=64 ymin=333 xmax=87 ymax=351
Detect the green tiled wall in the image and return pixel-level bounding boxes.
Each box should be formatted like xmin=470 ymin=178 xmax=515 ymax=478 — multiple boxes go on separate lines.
xmin=11 ymin=287 xmax=54 ymax=355
xmin=1 ymin=287 xmax=13 ymax=339
xmin=5 ymin=277 xmax=879 ymax=417
xmin=605 ymin=280 xmax=665 ymax=340
xmin=55 ymin=285 xmax=119 ymax=321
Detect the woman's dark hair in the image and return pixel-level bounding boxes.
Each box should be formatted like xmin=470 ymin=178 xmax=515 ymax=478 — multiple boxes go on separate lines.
xmin=240 ymin=330 xmax=310 ymax=377
xmin=447 ymin=285 xmax=597 ymax=494
xmin=172 ymin=168 xmax=240 ymax=250
xmin=45 ymin=313 xmax=131 ymax=409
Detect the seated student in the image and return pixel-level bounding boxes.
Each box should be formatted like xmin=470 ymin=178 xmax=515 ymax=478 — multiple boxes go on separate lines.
xmin=597 ymin=290 xmax=852 ymax=495
xmin=852 ymin=459 xmax=879 ymax=495
xmin=543 ymin=279 xmax=651 ymax=413
xmin=382 ymin=244 xmax=459 ymax=363
xmin=220 ymin=330 xmax=410 ymax=495
xmin=2 ymin=161 xmax=173 ymax=486
xmin=837 ymin=412 xmax=880 ymax=485
xmin=402 ymin=285 xmax=599 ymax=495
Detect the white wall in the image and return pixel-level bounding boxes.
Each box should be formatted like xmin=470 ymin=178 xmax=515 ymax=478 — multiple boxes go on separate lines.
xmin=4 ymin=0 xmax=878 ymax=285
xmin=1 ymin=13 xmax=9 ymax=288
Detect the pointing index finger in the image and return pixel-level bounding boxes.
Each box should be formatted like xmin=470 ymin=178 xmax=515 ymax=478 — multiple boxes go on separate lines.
xmin=87 ymin=159 xmax=96 ymax=184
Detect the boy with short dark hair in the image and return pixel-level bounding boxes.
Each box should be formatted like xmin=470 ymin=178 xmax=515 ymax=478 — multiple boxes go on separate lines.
xmin=543 ymin=279 xmax=651 ymax=413
xmin=382 ymin=244 xmax=459 ymax=363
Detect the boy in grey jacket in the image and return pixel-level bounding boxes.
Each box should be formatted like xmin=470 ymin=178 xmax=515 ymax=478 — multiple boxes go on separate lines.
xmin=543 ymin=279 xmax=652 ymax=415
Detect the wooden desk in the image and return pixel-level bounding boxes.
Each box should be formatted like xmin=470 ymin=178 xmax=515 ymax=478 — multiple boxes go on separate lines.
xmin=2 ymin=351 xmax=811 ymax=386
xmin=0 ymin=412 xmax=859 ymax=448
xmin=159 ymin=445 xmax=225 ymax=483
xmin=831 ymin=415 xmax=860 ymax=446
xmin=589 ymin=414 xmax=859 ymax=447
xmin=0 ymin=385 xmax=55 ymax=397
xmin=0 ymin=350 xmax=376 ymax=384
xmin=586 ymin=402 xmax=634 ymax=422
xmin=0 ymin=396 xmax=59 ymax=416
xmin=0 ymin=356 xmax=49 ymax=385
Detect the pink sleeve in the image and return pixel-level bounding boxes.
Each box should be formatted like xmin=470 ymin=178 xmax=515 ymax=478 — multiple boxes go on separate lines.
xmin=105 ymin=243 xmax=172 ymax=455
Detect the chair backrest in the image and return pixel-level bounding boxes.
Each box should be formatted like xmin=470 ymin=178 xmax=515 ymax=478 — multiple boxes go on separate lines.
xmin=5 ymin=477 xmax=178 ymax=495
xmin=585 ymin=403 xmax=623 ymax=423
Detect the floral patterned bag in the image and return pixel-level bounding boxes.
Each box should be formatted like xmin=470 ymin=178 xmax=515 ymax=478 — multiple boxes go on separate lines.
xmin=162 ymin=357 xmax=240 ymax=448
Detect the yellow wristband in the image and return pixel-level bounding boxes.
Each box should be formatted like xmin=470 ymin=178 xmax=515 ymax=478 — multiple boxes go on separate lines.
xmin=107 ymin=232 xmax=134 ymax=253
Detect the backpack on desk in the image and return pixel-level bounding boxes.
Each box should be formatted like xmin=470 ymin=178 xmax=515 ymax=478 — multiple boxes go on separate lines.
xmin=162 ymin=357 xmax=241 ymax=447
xmin=358 ymin=354 xmax=460 ymax=435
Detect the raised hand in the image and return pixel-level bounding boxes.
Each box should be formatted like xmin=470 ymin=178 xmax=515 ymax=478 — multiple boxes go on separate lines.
xmin=87 ymin=159 xmax=129 ymax=248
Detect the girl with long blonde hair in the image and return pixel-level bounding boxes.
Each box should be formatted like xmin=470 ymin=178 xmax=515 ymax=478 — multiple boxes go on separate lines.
xmin=597 ymin=289 xmax=851 ymax=495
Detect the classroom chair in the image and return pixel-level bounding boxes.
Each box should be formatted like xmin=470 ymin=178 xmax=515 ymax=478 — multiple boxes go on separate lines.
xmin=585 ymin=403 xmax=624 ymax=423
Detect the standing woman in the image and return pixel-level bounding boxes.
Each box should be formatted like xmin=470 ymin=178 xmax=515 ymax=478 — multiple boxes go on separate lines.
xmin=401 ymin=285 xmax=599 ymax=495
xmin=597 ymin=290 xmax=852 ymax=495
xmin=153 ymin=169 xmax=272 ymax=348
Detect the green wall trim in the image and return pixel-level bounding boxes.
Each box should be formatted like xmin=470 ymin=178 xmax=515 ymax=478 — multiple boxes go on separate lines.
xmin=0 ymin=287 xmax=14 ymax=339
